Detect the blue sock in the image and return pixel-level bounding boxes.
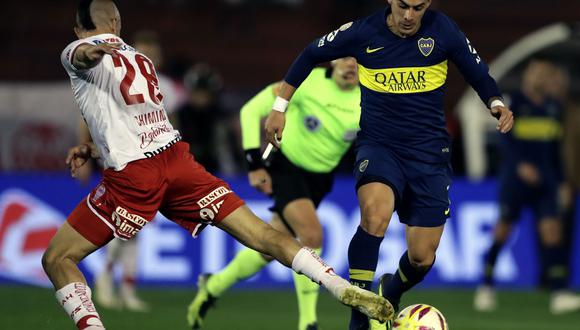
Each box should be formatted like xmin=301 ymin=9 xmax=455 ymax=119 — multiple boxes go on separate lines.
xmin=347 ymin=226 xmax=383 ymax=330
xmin=483 ymin=240 xmax=504 ymax=286
xmin=382 ymin=251 xmax=434 ymax=310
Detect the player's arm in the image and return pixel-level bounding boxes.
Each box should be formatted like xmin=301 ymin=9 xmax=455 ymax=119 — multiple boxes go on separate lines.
xmin=265 ymin=22 xmax=360 ymax=146
xmin=65 ymin=42 xmax=122 ymax=71
xmin=73 ymin=120 xmax=96 ymax=184
xmin=240 ymin=83 xmax=281 ymax=194
xmin=447 ymin=22 xmax=513 ymax=133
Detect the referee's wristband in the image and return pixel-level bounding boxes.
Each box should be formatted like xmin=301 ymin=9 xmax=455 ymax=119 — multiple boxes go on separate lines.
xmin=244 ymin=148 xmax=265 ymax=171
xmin=272 ymin=96 xmax=289 ymax=113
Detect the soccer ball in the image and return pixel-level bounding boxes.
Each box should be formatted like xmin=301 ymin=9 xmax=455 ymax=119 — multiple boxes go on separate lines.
xmin=392 ymin=304 xmax=448 ymax=330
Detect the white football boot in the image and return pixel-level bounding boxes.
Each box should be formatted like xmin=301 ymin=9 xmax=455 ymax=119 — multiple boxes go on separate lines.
xmin=550 ymin=291 xmax=580 ymax=314
xmin=473 ymin=285 xmax=497 ymax=312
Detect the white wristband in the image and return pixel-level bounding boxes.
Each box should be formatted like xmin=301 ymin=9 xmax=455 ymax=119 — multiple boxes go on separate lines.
xmin=273 ymin=96 xmax=289 ymax=113
xmin=490 ymin=99 xmax=505 ymax=108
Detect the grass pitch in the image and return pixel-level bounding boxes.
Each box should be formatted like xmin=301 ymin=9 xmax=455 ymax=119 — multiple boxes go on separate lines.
xmin=1 ymin=285 xmax=579 ymax=329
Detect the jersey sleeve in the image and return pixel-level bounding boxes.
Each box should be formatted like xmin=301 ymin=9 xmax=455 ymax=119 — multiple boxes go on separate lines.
xmin=240 ymin=83 xmax=278 ymax=150
xmin=60 ymin=39 xmax=92 ymax=74
xmin=445 ymin=17 xmax=501 ymax=107
xmin=284 ymin=21 xmax=361 ymax=88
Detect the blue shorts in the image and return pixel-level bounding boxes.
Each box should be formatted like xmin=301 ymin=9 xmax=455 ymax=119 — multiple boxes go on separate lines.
xmin=498 ymin=175 xmax=559 ymax=222
xmin=353 ymin=142 xmax=452 ymax=227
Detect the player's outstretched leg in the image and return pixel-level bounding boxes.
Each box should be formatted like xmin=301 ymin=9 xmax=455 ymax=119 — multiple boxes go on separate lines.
xmin=187 ymin=248 xmax=269 ymax=328
xmin=42 ymin=221 xmax=106 ymax=329
xmin=217 ymin=205 xmax=394 ymax=323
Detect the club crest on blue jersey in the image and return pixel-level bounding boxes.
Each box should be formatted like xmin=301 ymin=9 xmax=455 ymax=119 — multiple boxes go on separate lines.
xmin=418 ymin=38 xmax=435 ymax=57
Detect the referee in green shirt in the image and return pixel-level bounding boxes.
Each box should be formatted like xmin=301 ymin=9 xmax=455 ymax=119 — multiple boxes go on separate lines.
xmin=188 ymin=57 xmax=361 ymax=330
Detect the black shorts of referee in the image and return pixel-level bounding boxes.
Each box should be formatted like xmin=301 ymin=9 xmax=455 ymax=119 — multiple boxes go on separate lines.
xmin=268 ymin=151 xmax=334 ymax=234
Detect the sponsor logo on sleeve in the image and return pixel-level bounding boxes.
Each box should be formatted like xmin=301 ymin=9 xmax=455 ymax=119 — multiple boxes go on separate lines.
xmin=359 ymin=159 xmax=369 ymax=172
xmin=465 ymin=37 xmax=481 ymax=64
xmin=318 ymin=21 xmax=352 ymax=48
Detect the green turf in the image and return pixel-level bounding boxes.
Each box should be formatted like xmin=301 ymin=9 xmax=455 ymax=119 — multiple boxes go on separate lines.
xmin=1 ymin=285 xmax=579 ymax=329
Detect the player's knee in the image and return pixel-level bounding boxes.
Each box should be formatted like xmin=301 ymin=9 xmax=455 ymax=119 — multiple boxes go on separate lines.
xmin=360 ymin=203 xmax=391 ymax=235
xmin=295 ymin=222 xmax=323 ymax=249
xmin=298 ymin=232 xmax=323 ymax=249
xmin=494 ymin=220 xmax=512 ymax=242
xmin=407 ymin=249 xmax=436 ymax=270
xmin=42 ymin=245 xmax=81 ymax=275
xmin=42 ymin=247 xmax=63 ymax=274
xmin=539 ymin=218 xmax=562 ymax=246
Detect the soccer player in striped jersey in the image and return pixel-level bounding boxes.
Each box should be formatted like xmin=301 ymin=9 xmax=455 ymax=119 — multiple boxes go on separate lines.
xmin=264 ymin=1 xmax=514 ymax=329
xmin=42 ymin=1 xmax=392 ymax=329
xmin=187 ymin=58 xmax=361 ymax=330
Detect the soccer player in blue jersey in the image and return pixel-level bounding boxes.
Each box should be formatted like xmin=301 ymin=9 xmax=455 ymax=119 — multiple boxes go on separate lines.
xmin=264 ymin=1 xmax=514 ymax=329
xmin=474 ymin=59 xmax=580 ymax=315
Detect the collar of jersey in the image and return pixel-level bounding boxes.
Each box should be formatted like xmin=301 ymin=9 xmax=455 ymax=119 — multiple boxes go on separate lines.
xmin=381 ymin=6 xmax=431 ymax=40
xmin=85 ymin=33 xmax=123 ymax=42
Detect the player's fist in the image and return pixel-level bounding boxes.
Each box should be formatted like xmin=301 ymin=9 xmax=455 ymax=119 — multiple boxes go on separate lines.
xmin=248 ymin=169 xmax=272 ymax=195
xmin=491 ymin=105 xmax=514 ymax=133
xmin=65 ymin=143 xmax=99 ymax=178
xmin=265 ymin=111 xmax=286 ymax=148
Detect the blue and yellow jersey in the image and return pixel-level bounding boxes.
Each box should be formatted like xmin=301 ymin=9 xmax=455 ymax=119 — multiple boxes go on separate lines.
xmin=500 ymin=91 xmax=562 ymax=181
xmin=284 ymin=7 xmax=501 ymax=162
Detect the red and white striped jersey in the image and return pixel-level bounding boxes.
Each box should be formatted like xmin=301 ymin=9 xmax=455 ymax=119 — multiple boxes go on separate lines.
xmin=61 ymin=33 xmax=181 ymax=170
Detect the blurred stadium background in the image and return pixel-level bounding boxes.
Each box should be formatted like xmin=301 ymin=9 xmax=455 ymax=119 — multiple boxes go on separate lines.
xmin=1 ymin=0 xmax=580 ymax=329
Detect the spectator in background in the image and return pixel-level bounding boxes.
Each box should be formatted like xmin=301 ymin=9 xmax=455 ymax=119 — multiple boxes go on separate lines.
xmin=474 ymin=59 xmax=580 ymax=314
xmin=176 ymin=63 xmax=237 ymax=174
xmin=93 ymin=30 xmax=186 ymax=313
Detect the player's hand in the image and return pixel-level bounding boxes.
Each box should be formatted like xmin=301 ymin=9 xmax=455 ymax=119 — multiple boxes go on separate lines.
xmin=265 ymin=111 xmax=286 ymax=148
xmin=517 ymin=162 xmax=541 ymax=186
xmin=248 ymin=169 xmax=273 ymax=195
xmin=65 ymin=143 xmax=99 ymax=178
xmin=491 ymin=105 xmax=514 ymax=133
xmin=74 ymin=42 xmax=122 ymax=69
xmin=84 ymin=42 xmax=122 ymax=60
